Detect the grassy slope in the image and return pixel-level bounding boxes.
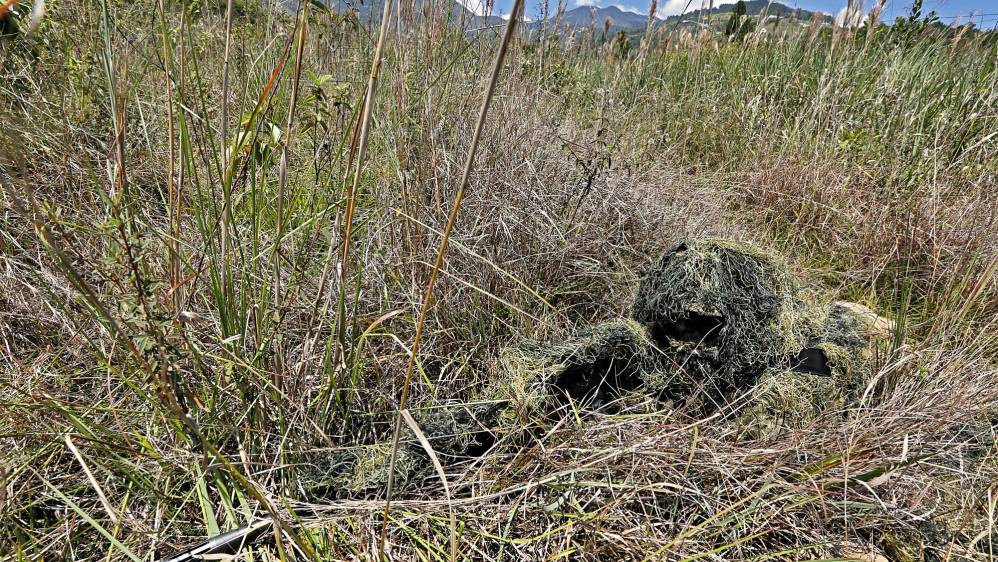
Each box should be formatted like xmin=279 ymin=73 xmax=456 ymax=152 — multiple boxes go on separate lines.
xmin=1 ymin=1 xmax=996 ymax=560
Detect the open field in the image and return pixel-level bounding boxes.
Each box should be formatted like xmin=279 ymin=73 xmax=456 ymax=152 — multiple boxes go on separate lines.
xmin=1 ymin=1 xmax=996 ymax=560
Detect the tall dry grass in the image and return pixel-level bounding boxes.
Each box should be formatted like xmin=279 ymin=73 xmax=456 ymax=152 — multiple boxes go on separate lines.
xmin=1 ymin=1 xmax=996 ymax=560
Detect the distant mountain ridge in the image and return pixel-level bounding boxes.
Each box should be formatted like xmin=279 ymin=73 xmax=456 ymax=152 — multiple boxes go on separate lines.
xmin=555 ymin=4 xmax=652 ymax=30
xmin=548 ymin=1 xmax=832 ymax=33
xmin=285 ymin=0 xmax=832 ymax=33
xmin=295 ymin=0 xmax=507 ymax=29
xmin=662 ymin=1 xmax=833 ymax=26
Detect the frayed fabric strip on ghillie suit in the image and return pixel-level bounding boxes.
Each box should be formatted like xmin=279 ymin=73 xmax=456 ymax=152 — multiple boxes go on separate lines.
xmin=631 ymin=239 xmax=817 ymax=409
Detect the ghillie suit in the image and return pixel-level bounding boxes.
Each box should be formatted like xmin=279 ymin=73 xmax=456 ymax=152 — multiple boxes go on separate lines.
xmin=790 ymin=302 xmax=892 ymax=388
xmin=495 ymin=319 xmax=661 ymax=419
xmin=631 ymin=239 xmax=817 ymax=408
xmin=737 ymin=301 xmax=894 ymax=437
xmin=327 ymin=239 xmax=896 ymax=499
xmin=494 ymin=239 xmax=894 ymax=435
xmin=307 ymin=402 xmax=504 ymax=497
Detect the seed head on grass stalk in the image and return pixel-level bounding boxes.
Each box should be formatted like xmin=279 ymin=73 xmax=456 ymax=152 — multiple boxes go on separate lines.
xmin=377 ymin=0 xmax=527 ymax=558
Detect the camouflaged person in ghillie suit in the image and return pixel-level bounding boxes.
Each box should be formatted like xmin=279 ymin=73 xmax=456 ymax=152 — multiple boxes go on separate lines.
xmin=325 ymin=238 xmax=894 ymax=497
xmin=411 ymin=238 xmax=894 ymax=458
xmin=502 ymin=238 xmax=893 ymax=434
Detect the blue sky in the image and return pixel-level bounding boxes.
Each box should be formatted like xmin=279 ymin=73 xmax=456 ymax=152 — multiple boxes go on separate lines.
xmin=469 ymin=0 xmax=998 ymax=25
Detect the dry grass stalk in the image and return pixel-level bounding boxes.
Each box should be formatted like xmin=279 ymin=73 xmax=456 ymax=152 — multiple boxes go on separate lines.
xmin=378 ymin=0 xmax=527 ymax=555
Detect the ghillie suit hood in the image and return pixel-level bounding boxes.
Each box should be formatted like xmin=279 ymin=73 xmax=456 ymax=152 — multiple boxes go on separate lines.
xmin=631 ymin=239 xmax=817 ymax=405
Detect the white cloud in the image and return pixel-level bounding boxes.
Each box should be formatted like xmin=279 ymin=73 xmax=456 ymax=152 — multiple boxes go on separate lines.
xmin=655 ymin=0 xmax=738 ymax=18
xmin=573 ymin=0 xmax=597 ymax=6
xmin=456 ymin=0 xmax=488 ymax=16
xmin=613 ymin=3 xmax=644 ymax=14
